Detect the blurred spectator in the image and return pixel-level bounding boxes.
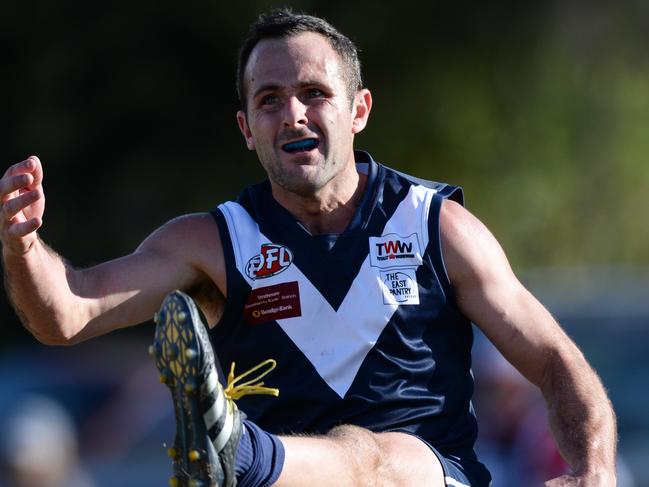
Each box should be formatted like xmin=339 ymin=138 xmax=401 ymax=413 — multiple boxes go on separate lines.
xmin=0 ymin=395 xmax=96 ymax=487
xmin=472 ymin=330 xmax=636 ymax=486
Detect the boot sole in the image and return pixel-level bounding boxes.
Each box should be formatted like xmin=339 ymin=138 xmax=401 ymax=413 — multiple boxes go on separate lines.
xmin=151 ymin=290 xmax=224 ymax=487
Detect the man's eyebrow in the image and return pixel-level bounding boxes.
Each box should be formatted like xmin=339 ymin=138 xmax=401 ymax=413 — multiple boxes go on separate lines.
xmin=252 ymin=84 xmax=281 ymax=99
xmin=252 ymin=80 xmax=327 ymax=99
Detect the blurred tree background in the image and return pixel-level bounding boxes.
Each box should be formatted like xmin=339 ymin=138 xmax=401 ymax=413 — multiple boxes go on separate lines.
xmin=3 ymin=0 xmax=649 ymax=342
xmin=1 ymin=1 xmax=648 ymax=484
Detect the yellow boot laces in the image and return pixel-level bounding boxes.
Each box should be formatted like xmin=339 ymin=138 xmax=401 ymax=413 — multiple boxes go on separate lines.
xmin=224 ymin=359 xmax=280 ymax=401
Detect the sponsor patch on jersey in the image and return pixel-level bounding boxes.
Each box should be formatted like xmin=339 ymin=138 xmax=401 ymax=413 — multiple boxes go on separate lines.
xmin=245 ymin=243 xmax=293 ymax=279
xmin=243 ymin=281 xmax=302 ymax=324
xmin=369 ymin=233 xmax=422 ymax=269
xmin=380 ymin=269 xmax=420 ymax=305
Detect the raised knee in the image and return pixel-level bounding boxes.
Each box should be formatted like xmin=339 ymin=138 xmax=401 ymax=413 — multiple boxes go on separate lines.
xmin=375 ymin=432 xmax=444 ymax=486
xmin=327 ymin=425 xmax=384 ymax=479
xmin=328 ymin=425 xmax=400 ymax=487
xmin=328 ymin=424 xmax=375 ymax=441
xmin=327 ymin=424 xmax=382 ymax=457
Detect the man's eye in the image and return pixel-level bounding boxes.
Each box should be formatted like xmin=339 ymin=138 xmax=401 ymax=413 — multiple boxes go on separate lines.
xmin=306 ymin=89 xmax=325 ymax=98
xmin=260 ymin=94 xmax=279 ymax=105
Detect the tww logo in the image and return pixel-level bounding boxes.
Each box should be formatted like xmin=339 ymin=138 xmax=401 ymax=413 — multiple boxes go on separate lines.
xmin=369 ymin=233 xmax=422 ymax=269
xmin=245 ymin=244 xmax=294 ymax=279
xmin=375 ymin=240 xmax=413 ymax=257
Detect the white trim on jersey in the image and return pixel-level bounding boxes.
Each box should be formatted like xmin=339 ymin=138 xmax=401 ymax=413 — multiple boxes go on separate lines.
xmin=445 ymin=476 xmax=471 ymax=487
xmin=219 ymin=184 xmax=436 ymax=398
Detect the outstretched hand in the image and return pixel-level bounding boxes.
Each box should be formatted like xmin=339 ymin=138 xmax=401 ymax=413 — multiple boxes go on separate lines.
xmin=0 ymin=155 xmax=45 ymax=255
xmin=542 ymin=472 xmax=614 ymax=486
xmin=542 ymin=475 xmax=581 ymax=486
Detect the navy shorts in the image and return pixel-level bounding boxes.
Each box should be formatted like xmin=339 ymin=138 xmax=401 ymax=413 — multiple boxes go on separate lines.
xmin=427 ymin=446 xmax=491 ymax=487
xmin=395 ymin=431 xmax=492 ymax=487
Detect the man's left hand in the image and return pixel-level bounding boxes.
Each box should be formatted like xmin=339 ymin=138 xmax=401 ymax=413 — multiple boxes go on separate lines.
xmin=542 ymin=472 xmax=615 ymax=486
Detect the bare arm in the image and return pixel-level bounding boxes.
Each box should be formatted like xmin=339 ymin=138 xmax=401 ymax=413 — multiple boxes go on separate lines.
xmin=1 ymin=156 xmax=226 ymax=345
xmin=440 ymin=199 xmax=617 ymax=486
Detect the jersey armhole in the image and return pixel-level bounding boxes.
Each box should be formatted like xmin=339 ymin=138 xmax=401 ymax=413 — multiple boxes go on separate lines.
xmin=209 ymin=207 xmax=244 ymax=333
xmin=428 ymin=193 xmax=456 ymax=302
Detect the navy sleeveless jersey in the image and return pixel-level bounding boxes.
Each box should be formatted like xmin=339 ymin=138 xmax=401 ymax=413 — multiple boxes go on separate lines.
xmin=209 ymin=151 xmax=486 ymax=468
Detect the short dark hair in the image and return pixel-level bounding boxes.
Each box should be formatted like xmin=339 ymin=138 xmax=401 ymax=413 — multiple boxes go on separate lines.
xmin=236 ymin=8 xmax=363 ymax=111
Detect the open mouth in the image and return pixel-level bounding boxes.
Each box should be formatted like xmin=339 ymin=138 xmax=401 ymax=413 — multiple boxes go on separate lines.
xmin=282 ymin=138 xmax=319 ymax=153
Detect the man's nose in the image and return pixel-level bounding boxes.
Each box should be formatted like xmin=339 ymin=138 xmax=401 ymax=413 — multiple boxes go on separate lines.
xmin=282 ymin=96 xmax=308 ymax=127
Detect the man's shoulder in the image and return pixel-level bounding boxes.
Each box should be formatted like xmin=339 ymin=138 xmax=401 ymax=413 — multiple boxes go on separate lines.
xmin=165 ymin=211 xmax=218 ymax=228
xmin=375 ymin=159 xmax=465 ymax=205
xmin=212 ymin=179 xmax=271 ymax=215
xmin=148 ymin=212 xmax=221 ymax=250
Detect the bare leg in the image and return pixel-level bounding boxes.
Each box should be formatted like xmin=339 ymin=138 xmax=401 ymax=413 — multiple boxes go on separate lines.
xmin=274 ymin=426 xmax=445 ymax=487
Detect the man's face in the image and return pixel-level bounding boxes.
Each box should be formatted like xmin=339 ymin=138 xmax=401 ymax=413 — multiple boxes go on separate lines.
xmin=237 ymin=32 xmax=370 ymax=197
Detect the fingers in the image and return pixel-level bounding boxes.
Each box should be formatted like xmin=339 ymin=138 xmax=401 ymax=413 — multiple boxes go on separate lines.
xmin=3 ymin=189 xmax=42 ymax=220
xmin=6 ymin=217 xmax=42 ymax=238
xmin=2 ymin=156 xmax=41 ymax=179
xmin=1 ymin=156 xmax=42 ymax=200
xmin=5 ymin=156 xmax=41 ymax=184
xmin=0 ymin=173 xmax=34 ymax=201
xmin=1 ymin=156 xmax=45 ymax=251
xmin=541 ymin=475 xmax=578 ymax=487
xmin=25 ymin=155 xmax=43 ymax=187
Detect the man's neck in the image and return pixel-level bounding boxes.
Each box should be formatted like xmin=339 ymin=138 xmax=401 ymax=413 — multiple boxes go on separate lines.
xmin=271 ymin=165 xmax=367 ymax=235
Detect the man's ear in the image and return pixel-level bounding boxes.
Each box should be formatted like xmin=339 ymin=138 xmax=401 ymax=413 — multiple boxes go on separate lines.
xmin=236 ymin=110 xmax=256 ymax=150
xmin=351 ymin=89 xmax=372 ymax=134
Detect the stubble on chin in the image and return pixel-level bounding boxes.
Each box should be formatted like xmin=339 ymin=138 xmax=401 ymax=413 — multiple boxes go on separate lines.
xmin=262 ymin=146 xmax=330 ymax=193
xmin=272 ymin=167 xmax=324 ymax=197
xmin=276 ymin=161 xmax=341 ymax=198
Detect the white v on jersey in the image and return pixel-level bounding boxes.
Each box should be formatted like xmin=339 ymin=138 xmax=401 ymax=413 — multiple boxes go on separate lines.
xmin=209 ymin=151 xmax=490 ymax=484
